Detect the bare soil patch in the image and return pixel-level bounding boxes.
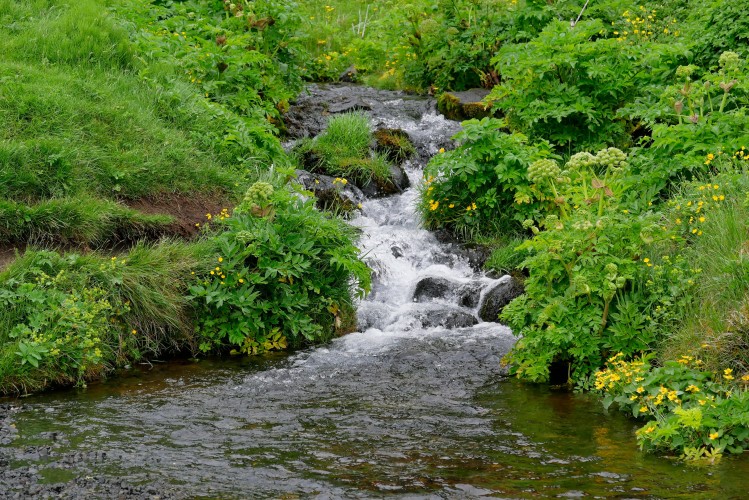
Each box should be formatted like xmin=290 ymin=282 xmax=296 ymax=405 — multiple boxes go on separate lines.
xmin=124 ymin=192 xmax=236 ymax=239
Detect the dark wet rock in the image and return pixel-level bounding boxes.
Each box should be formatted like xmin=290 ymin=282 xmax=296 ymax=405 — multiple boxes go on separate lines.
xmin=413 ymin=277 xmax=459 ymax=302
xmin=295 ymin=169 xmax=365 ymax=212
xmin=429 ymin=232 xmax=491 ymax=271
xmin=359 ymin=163 xmax=409 ymax=198
xmin=437 ymin=89 xmax=494 ymax=121
xmin=391 ymin=246 xmax=404 ymax=258
xmin=328 ymin=97 xmax=372 ymax=114
xmin=416 ymin=308 xmax=478 ymax=329
xmin=283 ymin=85 xmax=460 ymax=164
xmin=457 ymin=281 xmax=484 ymax=309
xmin=478 ymin=276 xmax=525 ymax=322
xmin=339 ymin=64 xmax=358 ymax=83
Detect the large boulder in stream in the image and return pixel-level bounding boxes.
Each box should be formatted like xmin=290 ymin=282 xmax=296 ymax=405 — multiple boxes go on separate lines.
xmin=478 ymin=276 xmax=525 ymax=322
xmin=295 ymin=169 xmax=365 ymax=213
xmin=413 ymin=276 xmax=484 ymax=310
xmin=437 ymin=89 xmax=494 ymax=121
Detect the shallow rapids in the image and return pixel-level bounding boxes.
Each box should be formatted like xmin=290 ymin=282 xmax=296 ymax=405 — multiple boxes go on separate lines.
xmin=2 ymin=85 xmax=749 ymax=498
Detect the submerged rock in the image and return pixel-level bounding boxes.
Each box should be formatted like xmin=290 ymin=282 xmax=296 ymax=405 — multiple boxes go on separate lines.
xmin=478 ymin=276 xmax=525 ymax=322
xmin=437 ymin=89 xmax=494 ymax=121
xmin=457 ymin=281 xmax=484 ymax=309
xmin=416 ymin=308 xmax=478 ymax=329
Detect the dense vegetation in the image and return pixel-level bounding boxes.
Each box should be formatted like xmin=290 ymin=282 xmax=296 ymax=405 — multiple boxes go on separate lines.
xmin=400 ymin=0 xmax=749 ymax=459
xmin=0 ymin=0 xmax=369 ymax=394
xmin=2 ymin=0 xmax=749 ymax=460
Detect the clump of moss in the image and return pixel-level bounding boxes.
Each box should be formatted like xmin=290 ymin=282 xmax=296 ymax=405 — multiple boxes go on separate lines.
xmin=374 ymin=128 xmax=416 ymax=163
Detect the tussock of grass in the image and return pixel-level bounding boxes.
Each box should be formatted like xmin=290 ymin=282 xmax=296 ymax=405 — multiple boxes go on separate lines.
xmin=0 ymin=197 xmax=172 ymax=246
xmin=295 ymin=112 xmax=395 ymax=187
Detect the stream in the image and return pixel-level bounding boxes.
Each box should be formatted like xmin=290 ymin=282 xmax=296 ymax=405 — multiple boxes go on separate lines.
xmin=2 ymin=85 xmax=749 ymax=498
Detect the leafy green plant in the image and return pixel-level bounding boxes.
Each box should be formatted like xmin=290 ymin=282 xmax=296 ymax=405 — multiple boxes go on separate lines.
xmin=595 ymin=353 xmax=749 ymax=460
xmin=418 ymin=117 xmax=556 ymax=237
xmin=189 ymin=182 xmax=371 ymax=354
xmin=488 ymin=19 xmax=687 ymax=151
xmin=500 ymin=148 xmax=697 ymax=382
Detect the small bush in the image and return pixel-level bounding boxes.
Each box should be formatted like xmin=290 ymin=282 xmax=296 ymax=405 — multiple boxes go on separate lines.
xmin=595 ymin=353 xmax=749 ymax=461
xmin=418 ymin=117 xmax=556 ymax=238
xmin=189 ymin=182 xmax=371 ymax=354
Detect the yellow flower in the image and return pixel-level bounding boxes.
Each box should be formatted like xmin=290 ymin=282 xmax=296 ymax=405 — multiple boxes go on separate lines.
xmin=686 ymin=384 xmax=700 ymax=393
xmin=709 ymin=432 xmax=719 ymax=440
xmin=218 ymin=257 xmax=223 ymax=263
xmin=639 ymin=405 xmax=648 ymax=413
xmin=741 ymin=374 xmax=749 ymax=381
xmin=448 ymin=203 xmax=455 ymax=208
xmin=636 ymin=386 xmax=645 ymax=394
xmin=239 ymin=278 xmax=245 ymax=284
xmin=439 ymin=147 xmax=445 ymax=153
xmin=132 ymin=329 xmax=137 ymax=335
xmin=643 ymin=258 xmax=650 ymax=263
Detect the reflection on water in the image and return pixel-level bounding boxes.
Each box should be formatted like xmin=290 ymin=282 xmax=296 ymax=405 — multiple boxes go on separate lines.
xmin=4 ymin=355 xmax=749 ymax=498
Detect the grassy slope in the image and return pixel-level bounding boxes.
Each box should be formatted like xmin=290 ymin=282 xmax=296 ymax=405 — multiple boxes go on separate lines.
xmin=0 ymin=0 xmax=240 ymax=248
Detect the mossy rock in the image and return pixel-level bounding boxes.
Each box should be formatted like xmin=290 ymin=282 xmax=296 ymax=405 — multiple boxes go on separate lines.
xmin=373 ymin=128 xmax=416 ymax=163
xmin=437 ymin=89 xmax=494 ymax=121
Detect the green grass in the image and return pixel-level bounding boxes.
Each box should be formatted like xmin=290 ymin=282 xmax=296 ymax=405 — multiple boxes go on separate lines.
xmin=482 ymin=235 xmax=528 ymax=275
xmin=294 ymin=112 xmax=395 ymax=187
xmin=0 ymin=197 xmax=172 ymax=246
xmin=0 ymin=0 xmax=250 ymax=248
xmin=661 ymin=169 xmax=749 ymax=373
xmin=0 ymin=240 xmax=213 ymax=393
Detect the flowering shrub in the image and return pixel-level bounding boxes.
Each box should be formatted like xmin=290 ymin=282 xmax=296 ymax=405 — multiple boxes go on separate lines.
xmin=622 ymin=51 xmax=748 ymax=199
xmin=418 ymin=117 xmax=556 ymax=237
xmin=0 ymin=252 xmax=139 ymax=390
xmin=500 ymin=148 xmax=698 ymax=382
xmin=189 ymin=182 xmax=370 ymax=354
xmin=596 ymin=354 xmax=749 ymax=460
